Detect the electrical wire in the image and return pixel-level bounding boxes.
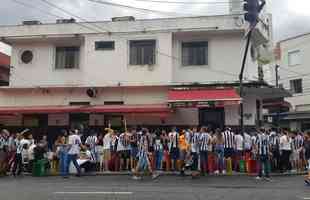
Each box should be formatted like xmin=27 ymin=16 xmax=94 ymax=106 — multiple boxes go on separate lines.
xmin=86 ymin=0 xmax=194 ymax=16
xmin=38 ymin=0 xmax=112 ymax=33
xmin=11 ymin=0 xmax=108 ymax=34
xmin=132 ymin=0 xmax=238 ymax=4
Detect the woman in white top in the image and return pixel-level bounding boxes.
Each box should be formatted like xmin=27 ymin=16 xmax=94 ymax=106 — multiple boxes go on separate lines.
xmin=279 ymin=130 xmax=292 ymax=172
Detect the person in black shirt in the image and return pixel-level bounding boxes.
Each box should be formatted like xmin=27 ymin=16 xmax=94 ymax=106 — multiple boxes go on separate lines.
xmin=304 ymin=132 xmax=310 ymax=185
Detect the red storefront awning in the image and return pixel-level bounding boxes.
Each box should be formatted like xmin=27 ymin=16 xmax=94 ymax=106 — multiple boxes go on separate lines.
xmin=0 ymin=104 xmax=171 ymax=115
xmin=0 ymin=105 xmax=82 ymax=114
xmin=83 ymin=104 xmax=171 ymax=114
xmin=168 ymin=88 xmax=241 ymax=108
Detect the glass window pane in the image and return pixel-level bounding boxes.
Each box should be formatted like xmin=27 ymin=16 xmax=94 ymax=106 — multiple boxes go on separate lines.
xmin=182 ymin=41 xmax=208 ymax=66
xmin=288 ymin=50 xmax=301 ymax=66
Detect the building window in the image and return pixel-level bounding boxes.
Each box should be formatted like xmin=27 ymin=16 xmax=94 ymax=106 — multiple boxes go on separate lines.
xmin=129 ymin=40 xmax=156 ymax=65
xmin=69 ymin=102 xmax=90 ymax=106
xmin=290 ymin=79 xmax=303 ymax=94
xmin=104 ymin=101 xmax=124 ymax=105
xmin=55 ymin=47 xmax=80 ymax=69
xmin=288 ymin=50 xmax=301 ymax=66
xmin=95 ymin=41 xmax=115 ymax=50
xmin=182 ymin=41 xmax=208 ymax=66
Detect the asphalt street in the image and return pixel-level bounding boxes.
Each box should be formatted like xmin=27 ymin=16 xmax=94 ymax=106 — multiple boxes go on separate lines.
xmin=0 ymin=175 xmax=309 ymax=200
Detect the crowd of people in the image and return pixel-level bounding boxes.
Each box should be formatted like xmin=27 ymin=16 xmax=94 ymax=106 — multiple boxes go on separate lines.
xmin=0 ymin=126 xmax=310 ymax=182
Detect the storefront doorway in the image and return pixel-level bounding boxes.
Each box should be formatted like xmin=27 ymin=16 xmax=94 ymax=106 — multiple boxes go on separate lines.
xmin=199 ymin=108 xmax=225 ymax=130
xmin=69 ymin=113 xmax=89 ymax=133
xmin=104 ymin=115 xmax=124 ymax=130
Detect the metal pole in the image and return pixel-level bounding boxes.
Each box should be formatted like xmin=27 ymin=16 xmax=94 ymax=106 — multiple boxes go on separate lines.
xmin=239 ymin=30 xmax=253 ymax=134
xmin=275 ymin=64 xmax=279 ymax=87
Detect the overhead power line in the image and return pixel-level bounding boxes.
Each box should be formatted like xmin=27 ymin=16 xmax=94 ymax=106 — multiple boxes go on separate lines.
xmin=38 ymin=0 xmax=111 ymax=33
xmin=86 ymin=0 xmax=194 ymax=16
xmin=133 ymin=0 xmax=239 ymax=4
xmin=11 ymin=0 xmax=107 ymax=34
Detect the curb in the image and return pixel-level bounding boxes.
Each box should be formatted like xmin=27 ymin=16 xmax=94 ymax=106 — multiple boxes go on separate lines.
xmin=20 ymin=171 xmax=308 ymax=177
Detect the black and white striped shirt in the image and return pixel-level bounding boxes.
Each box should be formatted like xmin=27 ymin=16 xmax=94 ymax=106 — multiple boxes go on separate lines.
xmin=191 ymin=132 xmax=200 ymax=153
xmin=223 ymin=130 xmax=235 ymax=149
xmin=85 ymin=135 xmax=97 ymax=150
xmin=0 ymin=137 xmax=6 ymax=150
xmin=269 ymin=133 xmax=279 ymax=150
xmin=199 ymin=132 xmax=210 ymax=152
xmin=256 ymin=133 xmax=269 ymax=156
xmin=292 ymin=135 xmax=304 ymax=151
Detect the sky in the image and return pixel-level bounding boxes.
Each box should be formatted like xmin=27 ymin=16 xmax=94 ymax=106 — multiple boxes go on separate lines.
xmin=0 ymin=0 xmax=310 ymax=55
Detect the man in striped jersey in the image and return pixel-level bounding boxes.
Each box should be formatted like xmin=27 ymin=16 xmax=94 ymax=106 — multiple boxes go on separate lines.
xmin=117 ymin=131 xmax=131 ymax=171
xmin=190 ymin=127 xmax=200 ymax=174
xmin=199 ymin=127 xmax=211 ymax=175
xmin=255 ymin=129 xmax=271 ymax=181
xmin=85 ymin=131 xmax=98 ymax=169
xmin=223 ymin=127 xmax=235 ymax=173
xmin=132 ymin=128 xmax=159 ymax=180
xmin=291 ymin=131 xmax=304 ymax=172
xmin=168 ymin=127 xmax=179 ymax=171
xmin=269 ymin=129 xmax=280 ymax=172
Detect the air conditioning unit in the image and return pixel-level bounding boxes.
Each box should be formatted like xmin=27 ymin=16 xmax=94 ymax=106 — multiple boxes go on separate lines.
xmin=86 ymin=88 xmax=98 ymax=98
xmin=22 ymin=20 xmax=42 ymax=25
xmin=56 ymin=18 xmax=76 ymax=24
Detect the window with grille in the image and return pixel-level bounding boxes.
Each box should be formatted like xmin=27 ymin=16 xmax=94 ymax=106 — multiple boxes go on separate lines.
xmin=95 ymin=41 xmax=115 ymax=50
xmin=182 ymin=41 xmax=208 ymax=66
xmin=55 ymin=46 xmax=80 ymax=69
xmin=129 ymin=40 xmax=156 ymax=65
xmin=290 ymin=79 xmax=303 ymax=94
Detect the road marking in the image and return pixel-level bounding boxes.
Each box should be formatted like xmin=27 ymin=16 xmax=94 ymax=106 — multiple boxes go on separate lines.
xmin=301 ymin=198 xmax=310 ymax=200
xmin=54 ymin=191 xmax=133 ymax=195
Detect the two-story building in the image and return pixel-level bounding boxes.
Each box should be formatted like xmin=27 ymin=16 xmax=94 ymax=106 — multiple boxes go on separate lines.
xmin=273 ymin=33 xmax=310 ymax=131
xmin=0 ymin=52 xmax=10 ymax=86
xmin=0 ymin=14 xmax=287 ymax=136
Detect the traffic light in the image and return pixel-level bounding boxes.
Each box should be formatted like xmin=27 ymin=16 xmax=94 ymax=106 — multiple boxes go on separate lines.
xmin=243 ymin=0 xmax=265 ymax=28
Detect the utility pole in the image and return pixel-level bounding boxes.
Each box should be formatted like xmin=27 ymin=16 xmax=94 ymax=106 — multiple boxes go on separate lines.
xmin=239 ymin=30 xmax=252 ymax=135
xmin=240 ymin=0 xmax=265 ymax=134
xmin=275 ymin=64 xmax=280 ymax=87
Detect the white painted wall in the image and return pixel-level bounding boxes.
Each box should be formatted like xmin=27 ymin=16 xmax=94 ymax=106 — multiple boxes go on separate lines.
xmin=8 ymin=31 xmax=259 ymax=87
xmin=84 ymin=32 xmax=173 ymax=86
xmin=1 ymin=15 xmax=270 ymax=88
xmin=172 ymin=32 xmax=258 ymax=83
xmin=10 ymin=42 xmax=86 ymax=87
xmin=0 ymin=87 xmax=168 ymax=106
xmin=279 ymin=34 xmax=310 ymax=111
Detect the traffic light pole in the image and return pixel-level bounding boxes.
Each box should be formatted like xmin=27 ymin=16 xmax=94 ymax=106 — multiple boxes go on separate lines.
xmin=239 ymin=29 xmax=253 ymax=134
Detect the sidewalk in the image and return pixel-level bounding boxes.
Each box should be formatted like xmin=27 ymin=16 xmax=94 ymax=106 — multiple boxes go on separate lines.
xmin=22 ymin=170 xmax=307 ymax=177
xmin=95 ymin=170 xmax=307 ymax=177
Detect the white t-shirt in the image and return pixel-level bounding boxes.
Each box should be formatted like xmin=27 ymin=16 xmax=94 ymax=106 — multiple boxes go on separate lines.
xmin=169 ymin=131 xmax=178 ymax=148
xmin=235 ymin=134 xmax=244 ymax=151
xmin=68 ymin=134 xmax=81 ymax=155
xmin=28 ymin=144 xmax=36 ymax=160
xmin=103 ymin=133 xmax=111 ymax=150
xmin=280 ymin=135 xmax=292 ymax=151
